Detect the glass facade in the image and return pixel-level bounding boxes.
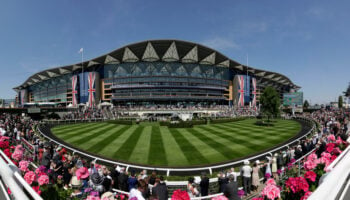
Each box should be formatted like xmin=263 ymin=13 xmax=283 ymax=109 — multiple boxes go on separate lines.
xmin=103 ymin=62 xmax=230 ymax=105
xmin=28 ymin=74 xmax=72 ymax=103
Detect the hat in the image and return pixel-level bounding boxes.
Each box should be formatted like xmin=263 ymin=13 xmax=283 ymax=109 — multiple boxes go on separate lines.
xmin=244 ymin=160 xmax=249 ymax=165
xmin=101 ymin=192 xmax=115 ymax=200
xmin=255 ymin=160 xmax=260 ymax=164
xmin=274 ymin=153 xmax=278 ymax=156
xmin=76 ymin=167 xmax=89 ymax=180
xmin=297 ymin=145 xmax=302 ymax=148
xmin=75 ymin=159 xmax=83 ymax=169
xmin=91 ymin=173 xmax=104 ymax=185
xmin=56 ymin=146 xmax=62 ymax=152
xmin=71 ymin=176 xmax=82 ymax=188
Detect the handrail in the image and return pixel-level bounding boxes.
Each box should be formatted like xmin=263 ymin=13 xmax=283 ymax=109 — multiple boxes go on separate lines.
xmin=37 ymin=117 xmax=316 ymax=175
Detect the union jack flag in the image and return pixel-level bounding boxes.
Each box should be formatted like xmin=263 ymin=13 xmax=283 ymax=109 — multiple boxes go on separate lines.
xmin=87 ymin=72 xmax=96 ymax=108
xmin=252 ymin=77 xmax=257 ymax=108
xmin=238 ymin=75 xmax=245 ymax=107
xmin=72 ymin=75 xmax=78 ymax=106
xmin=21 ymin=90 xmax=26 ymax=105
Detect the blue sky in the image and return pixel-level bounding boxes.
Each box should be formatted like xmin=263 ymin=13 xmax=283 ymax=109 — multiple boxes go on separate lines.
xmin=0 ymin=0 xmax=349 ymax=104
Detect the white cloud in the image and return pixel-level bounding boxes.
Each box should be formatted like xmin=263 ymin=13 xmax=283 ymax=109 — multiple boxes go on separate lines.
xmin=201 ymin=37 xmax=240 ymax=51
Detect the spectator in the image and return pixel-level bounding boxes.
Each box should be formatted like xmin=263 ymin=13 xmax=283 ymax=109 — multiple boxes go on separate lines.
xmin=152 ymin=176 xmax=168 ymax=200
xmin=241 ymin=160 xmax=252 ymax=195
xmin=199 ymin=172 xmax=209 ymax=196
xmin=223 ymin=174 xmax=239 ymax=200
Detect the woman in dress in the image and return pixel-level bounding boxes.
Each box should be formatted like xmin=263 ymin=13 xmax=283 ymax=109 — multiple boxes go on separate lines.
xmin=265 ymin=156 xmax=272 ymax=179
xmin=187 ymin=177 xmax=199 ymax=198
xmin=272 ymin=153 xmax=278 ymax=180
xmin=252 ymin=161 xmax=260 ymax=191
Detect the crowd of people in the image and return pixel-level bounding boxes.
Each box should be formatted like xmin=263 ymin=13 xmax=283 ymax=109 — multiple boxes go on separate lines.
xmin=0 ymin=108 xmax=348 ymax=200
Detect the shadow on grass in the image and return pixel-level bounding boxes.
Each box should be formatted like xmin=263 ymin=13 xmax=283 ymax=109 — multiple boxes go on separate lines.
xmin=254 ymin=120 xmax=275 ymax=127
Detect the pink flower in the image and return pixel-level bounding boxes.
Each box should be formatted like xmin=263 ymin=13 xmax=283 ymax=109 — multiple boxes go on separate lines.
xmin=19 ymin=161 xmax=29 ymax=172
xmin=326 ymin=143 xmax=335 ymax=153
xmin=332 ymin=147 xmax=342 ymax=155
xmin=37 ymin=174 xmax=49 ymax=186
xmin=266 ymin=178 xmax=276 ymax=185
xmin=261 ymin=184 xmax=281 ymax=200
xmin=307 ymin=153 xmax=318 ymax=162
xmin=86 ymin=196 xmax=101 ymax=200
xmin=304 ymin=171 xmax=316 ymax=182
xmin=285 ymin=177 xmax=309 ymax=193
xmin=171 ymin=189 xmax=190 ymax=200
xmin=336 ymin=136 xmax=344 ymax=145
xmin=252 ymin=198 xmax=264 ymax=200
xmin=300 ymin=191 xmax=312 ymax=200
xmin=327 ymin=134 xmax=335 ymax=142
xmin=212 ymin=195 xmax=229 ymax=200
xmin=24 ymin=171 xmax=36 ymax=185
xmin=32 ymin=186 xmax=41 ymax=195
xmin=120 ymin=194 xmax=125 ymax=200
xmin=303 ymin=160 xmax=317 ymax=170
xmin=11 ymin=149 xmax=23 ymax=161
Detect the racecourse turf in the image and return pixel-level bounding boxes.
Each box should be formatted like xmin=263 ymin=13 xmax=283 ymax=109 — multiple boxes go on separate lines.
xmin=51 ymin=119 xmax=301 ymax=167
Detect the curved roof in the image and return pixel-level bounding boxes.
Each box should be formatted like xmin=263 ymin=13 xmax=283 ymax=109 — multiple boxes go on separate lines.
xmin=14 ymin=39 xmax=299 ymax=90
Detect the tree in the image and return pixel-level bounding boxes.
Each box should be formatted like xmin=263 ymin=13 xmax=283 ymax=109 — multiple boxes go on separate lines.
xmin=303 ymin=100 xmax=310 ymax=109
xmin=338 ymin=96 xmax=343 ymax=108
xmin=260 ymin=86 xmax=280 ymax=121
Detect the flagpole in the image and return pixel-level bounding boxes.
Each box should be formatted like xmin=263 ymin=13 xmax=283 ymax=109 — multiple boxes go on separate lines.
xmin=246 ymin=54 xmax=248 ymax=108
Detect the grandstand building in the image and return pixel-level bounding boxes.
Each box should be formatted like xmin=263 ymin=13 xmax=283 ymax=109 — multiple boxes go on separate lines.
xmin=14 ymin=40 xmax=299 ymax=108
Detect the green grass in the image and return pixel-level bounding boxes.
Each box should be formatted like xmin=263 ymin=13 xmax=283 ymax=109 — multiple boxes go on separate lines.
xmin=51 ymin=119 xmax=301 ymax=167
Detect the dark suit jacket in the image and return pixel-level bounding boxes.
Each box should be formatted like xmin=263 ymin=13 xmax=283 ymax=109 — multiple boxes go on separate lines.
xmin=118 ymin=173 xmax=129 ymax=192
xmin=223 ymin=181 xmax=240 ymax=200
xmin=200 ymin=177 xmax=209 ymax=196
xmin=152 ymin=182 xmax=168 ymax=200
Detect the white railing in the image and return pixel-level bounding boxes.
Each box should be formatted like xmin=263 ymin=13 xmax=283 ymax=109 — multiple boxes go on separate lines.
xmin=307 ymin=122 xmax=350 ymax=200
xmin=37 ymin=117 xmax=316 ymax=176
xmin=0 ymin=150 xmax=43 ymax=200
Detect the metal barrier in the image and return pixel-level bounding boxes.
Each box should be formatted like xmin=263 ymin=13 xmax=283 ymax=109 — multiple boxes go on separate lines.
xmin=37 ymin=117 xmax=316 ymax=176
xmin=0 ymin=150 xmax=43 ymax=200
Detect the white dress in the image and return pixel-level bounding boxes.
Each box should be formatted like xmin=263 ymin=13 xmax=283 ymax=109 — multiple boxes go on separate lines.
xmin=265 ymin=158 xmax=272 ymax=176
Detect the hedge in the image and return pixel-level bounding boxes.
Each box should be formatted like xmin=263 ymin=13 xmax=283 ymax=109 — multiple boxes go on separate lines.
xmin=159 ymin=120 xmax=207 ymax=128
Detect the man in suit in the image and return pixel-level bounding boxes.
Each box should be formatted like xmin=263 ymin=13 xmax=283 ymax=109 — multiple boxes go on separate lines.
xmin=200 ymin=172 xmax=209 ymax=197
xmin=152 ymin=176 xmax=168 ymax=200
xmin=118 ymin=168 xmax=129 ymax=192
xmin=223 ymin=175 xmax=239 ymax=200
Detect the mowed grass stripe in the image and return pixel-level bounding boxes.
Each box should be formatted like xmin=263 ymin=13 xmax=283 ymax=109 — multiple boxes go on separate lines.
xmin=113 ymin=126 xmax=145 ymax=161
xmin=54 ymin=123 xmax=107 ymax=139
xmin=197 ymin=125 xmax=267 ymax=151
xmin=53 ymin=123 xmax=103 ymax=135
xmin=85 ymin=125 xmax=129 ymax=152
xmin=78 ymin=125 xmax=124 ymax=151
xmin=210 ymin=123 xmax=280 ymax=142
xmin=68 ymin=124 xmax=116 ymax=145
xmin=159 ymin=127 xmax=189 ymax=166
xmin=185 ymin=128 xmax=235 ymax=159
xmin=191 ymin=126 xmax=250 ymax=154
xmin=129 ymin=126 xmax=152 ymax=164
xmin=99 ymin=126 xmax=138 ymax=156
xmin=169 ymin=129 xmax=209 ymax=165
xmin=148 ymin=126 xmax=167 ymax=165
xmin=51 ymin=123 xmax=96 ymax=132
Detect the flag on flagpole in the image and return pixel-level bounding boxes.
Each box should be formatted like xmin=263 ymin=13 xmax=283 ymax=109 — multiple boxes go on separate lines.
xmin=78 ymin=48 xmax=84 ymax=54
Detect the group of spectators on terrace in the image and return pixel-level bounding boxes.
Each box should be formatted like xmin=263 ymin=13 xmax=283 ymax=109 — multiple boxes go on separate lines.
xmin=1 ymin=108 xmax=349 ymax=200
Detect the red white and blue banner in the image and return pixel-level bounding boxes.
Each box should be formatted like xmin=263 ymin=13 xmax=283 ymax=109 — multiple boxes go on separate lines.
xmin=251 ymin=77 xmax=257 ymax=107
xmin=237 ymin=75 xmax=245 ymax=107
xmin=72 ymin=75 xmax=78 ymax=106
xmin=20 ymin=89 xmax=27 ymax=106
xmin=87 ymin=72 xmax=96 ymax=108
